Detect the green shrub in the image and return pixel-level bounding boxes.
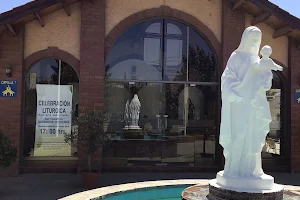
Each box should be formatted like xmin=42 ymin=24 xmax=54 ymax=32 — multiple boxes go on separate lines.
xmin=64 ymin=109 xmax=110 ymax=172
xmin=0 ymin=131 xmax=17 ymax=168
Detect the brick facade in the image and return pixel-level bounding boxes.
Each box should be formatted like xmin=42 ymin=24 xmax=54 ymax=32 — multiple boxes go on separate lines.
xmin=221 ymin=0 xmax=245 ymax=70
xmin=0 ymin=25 xmax=24 ymax=176
xmin=0 ymin=0 xmax=298 ymax=176
xmin=78 ymin=0 xmax=105 ymax=171
xmin=289 ymin=37 xmax=300 ymax=172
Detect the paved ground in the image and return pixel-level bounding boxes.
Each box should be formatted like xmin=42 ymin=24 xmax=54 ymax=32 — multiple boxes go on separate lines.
xmin=0 ymin=172 xmax=300 ymax=200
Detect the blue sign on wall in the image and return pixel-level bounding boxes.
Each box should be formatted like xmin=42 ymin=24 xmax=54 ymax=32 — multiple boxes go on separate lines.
xmin=295 ymin=89 xmax=300 ymax=104
xmin=0 ymin=80 xmax=17 ymax=98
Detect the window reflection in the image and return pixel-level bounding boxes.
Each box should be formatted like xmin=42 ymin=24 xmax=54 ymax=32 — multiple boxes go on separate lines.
xmin=26 ymin=58 xmax=59 ymax=87
xmin=164 ymin=20 xmax=185 ymax=81
xmin=24 ymin=59 xmax=79 ymax=157
xmin=144 ymin=22 xmax=162 ymax=66
xmin=103 ymin=18 xmax=219 ymax=167
xmin=188 ymin=28 xmax=217 ymax=82
xmin=105 ymin=19 xmax=217 ymax=82
xmin=165 ymin=22 xmax=183 ymax=66
xmin=103 ymin=83 xmax=218 ymax=166
xmin=106 ymin=19 xmax=163 ymax=81
xmin=262 ymin=72 xmax=282 ymax=158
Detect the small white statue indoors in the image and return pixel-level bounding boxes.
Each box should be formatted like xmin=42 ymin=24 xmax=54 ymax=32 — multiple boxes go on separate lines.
xmin=129 ymin=94 xmax=141 ymax=128
xmin=124 ymin=99 xmax=130 ymax=128
xmin=216 ymin=26 xmax=283 ymax=191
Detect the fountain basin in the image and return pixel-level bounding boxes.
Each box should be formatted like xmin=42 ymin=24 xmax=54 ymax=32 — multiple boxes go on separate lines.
xmin=59 ymin=179 xmax=300 ymax=200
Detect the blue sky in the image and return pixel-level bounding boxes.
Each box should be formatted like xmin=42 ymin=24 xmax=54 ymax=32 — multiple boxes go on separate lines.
xmin=269 ymin=0 xmax=299 ymax=18
xmin=0 ymin=0 xmax=299 ymax=17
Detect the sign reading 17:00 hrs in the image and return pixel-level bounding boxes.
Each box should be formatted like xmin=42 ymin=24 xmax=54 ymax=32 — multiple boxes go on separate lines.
xmin=34 ymin=85 xmax=73 ymax=156
xmin=39 ymin=128 xmax=66 ymax=135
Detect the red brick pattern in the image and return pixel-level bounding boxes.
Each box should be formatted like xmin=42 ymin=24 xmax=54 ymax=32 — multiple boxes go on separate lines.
xmin=0 ymin=25 xmax=24 ymax=177
xmin=222 ymin=0 xmax=245 ymax=70
xmin=78 ymin=0 xmax=105 ymax=171
xmin=289 ymin=37 xmax=300 ymax=172
xmin=80 ymin=0 xmax=105 ymax=110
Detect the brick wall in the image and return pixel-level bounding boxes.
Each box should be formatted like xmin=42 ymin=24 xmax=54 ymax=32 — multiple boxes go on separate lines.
xmin=0 ymin=25 xmax=24 ymax=177
xmin=222 ymin=0 xmax=245 ymax=70
xmin=78 ymin=0 xmax=105 ymax=171
xmin=289 ymin=37 xmax=300 ymax=172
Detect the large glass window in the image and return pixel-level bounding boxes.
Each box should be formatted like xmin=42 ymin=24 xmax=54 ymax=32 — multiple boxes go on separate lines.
xmin=105 ymin=19 xmax=217 ymax=82
xmin=23 ymin=59 xmax=79 ymax=157
xmin=103 ymin=19 xmax=218 ymax=167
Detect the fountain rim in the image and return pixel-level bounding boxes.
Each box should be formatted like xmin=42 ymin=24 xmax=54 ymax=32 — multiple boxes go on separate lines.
xmin=58 ymin=179 xmax=300 ymax=200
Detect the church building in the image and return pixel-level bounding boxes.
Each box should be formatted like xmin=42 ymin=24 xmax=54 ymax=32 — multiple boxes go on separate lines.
xmin=0 ymin=0 xmax=299 ymax=176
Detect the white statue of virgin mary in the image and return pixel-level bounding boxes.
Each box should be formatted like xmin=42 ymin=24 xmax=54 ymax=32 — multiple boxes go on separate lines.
xmin=129 ymin=94 xmax=141 ymax=127
xmin=219 ymin=26 xmax=282 ymax=180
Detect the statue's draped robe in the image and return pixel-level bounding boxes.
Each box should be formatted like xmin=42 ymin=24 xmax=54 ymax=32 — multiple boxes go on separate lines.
xmin=220 ymin=52 xmax=272 ymax=177
xmin=129 ymin=97 xmax=141 ymax=126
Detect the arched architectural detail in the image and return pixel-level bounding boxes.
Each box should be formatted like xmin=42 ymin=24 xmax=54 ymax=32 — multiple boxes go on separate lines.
xmin=273 ymin=59 xmax=288 ymax=86
xmin=24 ymin=47 xmax=80 ymax=74
xmin=105 ymin=6 xmax=221 ymax=67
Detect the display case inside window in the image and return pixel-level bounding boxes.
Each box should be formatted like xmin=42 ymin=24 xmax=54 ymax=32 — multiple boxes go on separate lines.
xmin=103 ymin=82 xmax=218 ymax=165
xmin=103 ymin=18 xmax=219 ymax=167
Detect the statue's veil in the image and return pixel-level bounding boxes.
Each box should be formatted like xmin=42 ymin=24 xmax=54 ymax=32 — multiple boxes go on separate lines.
xmin=235 ymin=26 xmax=262 ymax=54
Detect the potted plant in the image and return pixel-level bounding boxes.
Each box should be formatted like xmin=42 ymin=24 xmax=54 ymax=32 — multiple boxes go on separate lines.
xmin=0 ymin=131 xmax=17 ymax=169
xmin=64 ymin=109 xmax=110 ymax=189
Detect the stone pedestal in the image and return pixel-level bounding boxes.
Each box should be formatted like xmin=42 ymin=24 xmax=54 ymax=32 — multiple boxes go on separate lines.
xmin=123 ymin=125 xmax=142 ymax=130
xmin=123 ymin=127 xmax=143 ymax=139
xmin=181 ymin=184 xmax=283 ymax=200
xmin=216 ymin=170 xmax=275 ymax=191
xmin=208 ymin=179 xmax=283 ymax=200
xmin=183 ymin=171 xmax=284 ymax=199
xmin=181 ymin=184 xmax=300 ymax=200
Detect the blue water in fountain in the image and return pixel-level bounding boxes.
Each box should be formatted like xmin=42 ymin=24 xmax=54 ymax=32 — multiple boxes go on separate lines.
xmin=98 ymin=184 xmax=191 ymax=200
xmin=96 ymin=184 xmax=300 ymax=200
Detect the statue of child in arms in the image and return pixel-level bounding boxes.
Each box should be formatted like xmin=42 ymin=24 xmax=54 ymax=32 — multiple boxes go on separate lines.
xmin=256 ymin=45 xmax=283 ymax=92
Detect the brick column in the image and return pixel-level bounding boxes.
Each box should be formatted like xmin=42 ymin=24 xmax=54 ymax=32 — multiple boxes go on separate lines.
xmin=0 ymin=24 xmax=24 ymax=177
xmin=220 ymin=1 xmax=245 ymax=166
xmin=289 ymin=37 xmax=300 ymax=172
xmin=222 ymin=0 xmax=245 ymax=69
xmin=79 ymin=0 xmax=105 ymax=172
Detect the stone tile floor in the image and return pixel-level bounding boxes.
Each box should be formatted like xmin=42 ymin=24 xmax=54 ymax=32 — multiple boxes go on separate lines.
xmin=0 ymin=172 xmax=299 ymax=200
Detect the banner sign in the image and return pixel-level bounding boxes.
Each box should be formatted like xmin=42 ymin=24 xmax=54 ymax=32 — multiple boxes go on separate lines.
xmin=0 ymin=80 xmax=17 ymax=98
xmin=34 ymin=84 xmax=73 ymax=156
xmin=295 ymin=89 xmax=300 ymax=104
